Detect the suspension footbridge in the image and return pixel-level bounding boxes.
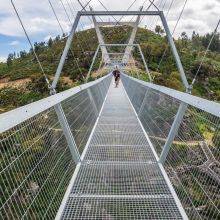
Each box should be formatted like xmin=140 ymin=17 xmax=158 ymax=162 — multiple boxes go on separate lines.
xmin=0 ymin=0 xmax=220 ymax=219
xmin=56 ymin=77 xmax=187 ymax=219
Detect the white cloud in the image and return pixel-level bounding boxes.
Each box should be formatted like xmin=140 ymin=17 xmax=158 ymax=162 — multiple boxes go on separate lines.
xmin=0 ymin=56 xmax=7 ymax=63
xmin=0 ymin=0 xmax=219 ymax=40
xmin=0 ymin=0 xmax=71 ymax=37
xmin=9 ymin=40 xmax=20 ymax=46
xmin=43 ymin=35 xmax=56 ymax=42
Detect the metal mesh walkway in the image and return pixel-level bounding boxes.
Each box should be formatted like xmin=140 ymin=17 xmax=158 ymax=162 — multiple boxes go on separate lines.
xmin=60 ymin=79 xmax=184 ymax=219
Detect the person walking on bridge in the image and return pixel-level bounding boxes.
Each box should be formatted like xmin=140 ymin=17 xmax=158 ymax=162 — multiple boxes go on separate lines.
xmin=112 ymin=66 xmax=120 ymax=88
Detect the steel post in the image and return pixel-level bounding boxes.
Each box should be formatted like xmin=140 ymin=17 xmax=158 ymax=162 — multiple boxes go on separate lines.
xmin=159 ymin=102 xmax=188 ymax=164
xmin=138 ymin=88 xmax=149 ymax=115
xmin=122 ymin=6 xmax=143 ymax=63
xmin=90 ymin=7 xmax=110 ymax=64
xmin=54 ymin=104 xmax=81 ymax=164
xmin=87 ymin=88 xmax=99 ymax=115
xmin=86 ymin=45 xmax=100 ymax=82
xmin=159 ymin=12 xmax=189 ymax=91
xmin=52 ymin=13 xmax=81 ymax=89
xmin=137 ymin=44 xmax=152 ymax=82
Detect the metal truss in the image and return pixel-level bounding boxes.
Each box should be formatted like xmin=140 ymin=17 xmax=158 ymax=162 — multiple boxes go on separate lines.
xmin=57 ymin=10 xmax=189 ymax=91
xmin=86 ymin=43 xmax=152 ymax=82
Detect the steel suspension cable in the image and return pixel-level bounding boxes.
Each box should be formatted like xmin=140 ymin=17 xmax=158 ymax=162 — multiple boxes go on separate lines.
xmin=144 ymin=0 xmax=174 ymax=35
xmin=146 ymin=0 xmax=164 ymax=29
xmin=70 ymin=0 xmax=105 ymax=45
xmin=59 ymin=0 xmax=87 ymax=58
xmin=77 ymin=0 xmax=92 ymax=11
xmin=191 ymin=19 xmax=220 ymax=86
xmin=75 ymin=0 xmax=103 ymax=23
xmin=48 ymin=0 xmax=65 ymax=33
xmin=71 ymin=0 xmax=108 ymax=78
xmin=71 ymin=1 xmax=104 ymax=53
xmin=136 ymin=0 xmax=158 ymax=29
xmin=165 ymin=0 xmax=175 ymax=18
xmin=147 ymin=0 xmax=159 ymax=11
xmin=153 ymin=0 xmax=168 ymax=27
xmin=97 ymin=0 xmax=118 ymax=23
xmin=59 ymin=0 xmax=73 ymax=25
xmin=128 ymin=0 xmax=157 ymax=24
xmin=48 ymin=0 xmax=84 ymax=79
xmin=157 ymin=0 xmax=189 ymax=70
xmin=113 ymin=0 xmax=139 ymax=26
xmin=10 ymin=0 xmax=51 ymax=89
xmin=59 ymin=0 xmax=89 ymax=61
xmin=66 ymin=0 xmax=77 ymax=18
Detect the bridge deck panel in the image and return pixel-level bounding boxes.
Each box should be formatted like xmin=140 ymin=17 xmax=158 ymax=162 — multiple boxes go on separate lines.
xmin=60 ymin=79 xmax=184 ymax=219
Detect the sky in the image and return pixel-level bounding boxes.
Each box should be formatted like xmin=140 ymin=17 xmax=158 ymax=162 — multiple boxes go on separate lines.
xmin=0 ymin=0 xmax=219 ymax=62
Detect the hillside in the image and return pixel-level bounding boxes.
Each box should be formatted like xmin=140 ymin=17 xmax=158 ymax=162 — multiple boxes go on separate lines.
xmin=0 ymin=26 xmax=219 ymax=113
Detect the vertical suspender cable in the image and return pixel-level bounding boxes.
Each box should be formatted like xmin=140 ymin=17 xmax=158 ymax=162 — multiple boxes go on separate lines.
xmin=60 ymin=0 xmax=92 ymax=72
xmin=48 ymin=0 xmax=64 ymax=33
xmin=48 ymin=0 xmax=85 ymax=79
xmin=157 ymin=0 xmax=188 ymax=70
xmin=165 ymin=0 xmax=175 ymax=18
xmin=11 ymin=0 xmax=51 ymax=89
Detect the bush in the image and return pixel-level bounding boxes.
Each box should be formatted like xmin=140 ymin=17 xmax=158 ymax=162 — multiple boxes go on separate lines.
xmin=27 ymin=75 xmax=49 ymax=94
xmin=190 ymin=58 xmax=219 ymax=78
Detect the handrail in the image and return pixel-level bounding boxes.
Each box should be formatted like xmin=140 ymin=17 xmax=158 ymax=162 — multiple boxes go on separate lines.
xmin=0 ymin=73 xmax=111 ymax=133
xmin=122 ymin=73 xmax=220 ymax=117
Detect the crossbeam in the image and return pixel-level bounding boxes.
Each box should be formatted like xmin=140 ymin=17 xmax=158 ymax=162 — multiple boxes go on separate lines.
xmin=90 ymin=7 xmax=110 ymax=64
xmin=96 ymin=21 xmax=136 ymax=27
xmin=80 ymin=11 xmax=161 ymax=16
xmin=52 ymin=10 xmax=189 ymax=91
xmin=85 ymin=44 xmax=151 ymax=82
xmin=123 ymin=7 xmax=143 ymax=64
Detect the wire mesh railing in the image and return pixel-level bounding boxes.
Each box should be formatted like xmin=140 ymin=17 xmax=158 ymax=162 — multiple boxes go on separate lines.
xmin=122 ymin=73 xmax=220 ymax=220
xmin=0 ymin=74 xmax=111 ymax=219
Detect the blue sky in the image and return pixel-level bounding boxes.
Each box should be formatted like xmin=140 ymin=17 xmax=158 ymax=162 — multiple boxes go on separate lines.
xmin=0 ymin=34 xmax=28 ymax=59
xmin=0 ymin=0 xmax=219 ymax=62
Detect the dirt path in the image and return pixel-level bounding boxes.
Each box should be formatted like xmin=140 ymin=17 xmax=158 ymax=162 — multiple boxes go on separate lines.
xmin=0 ymin=76 xmax=75 ymax=89
xmin=0 ymin=77 xmax=31 ymax=89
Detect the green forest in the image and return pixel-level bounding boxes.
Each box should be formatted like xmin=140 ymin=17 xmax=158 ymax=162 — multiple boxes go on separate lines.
xmin=0 ymin=25 xmax=219 ymax=113
xmin=0 ymin=25 xmax=219 ymax=219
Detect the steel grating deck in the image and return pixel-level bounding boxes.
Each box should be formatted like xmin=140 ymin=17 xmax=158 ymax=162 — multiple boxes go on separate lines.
xmin=59 ymin=79 xmax=185 ymax=219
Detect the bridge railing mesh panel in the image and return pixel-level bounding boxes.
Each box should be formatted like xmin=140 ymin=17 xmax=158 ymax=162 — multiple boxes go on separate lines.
xmin=122 ymin=74 xmax=220 ymax=220
xmin=0 ymin=75 xmax=111 ymax=219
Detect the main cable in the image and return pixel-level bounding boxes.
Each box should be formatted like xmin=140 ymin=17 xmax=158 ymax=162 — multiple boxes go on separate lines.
xmin=60 ymin=0 xmax=90 ymax=62
xmin=48 ymin=0 xmax=84 ymax=79
xmin=157 ymin=0 xmax=188 ymax=70
xmin=165 ymin=0 xmax=175 ymax=18
xmin=11 ymin=0 xmax=51 ymax=89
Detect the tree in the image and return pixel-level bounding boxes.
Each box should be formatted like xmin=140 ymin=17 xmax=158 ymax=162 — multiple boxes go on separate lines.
xmin=55 ymin=35 xmax=60 ymax=42
xmin=48 ymin=38 xmax=53 ymax=48
xmin=201 ymin=32 xmax=220 ymax=52
xmin=7 ymin=53 xmax=14 ymax=66
xmin=192 ymin=31 xmax=201 ymax=48
xmin=155 ymin=25 xmax=164 ymax=35
xmin=34 ymin=42 xmax=46 ymax=53
xmin=181 ymin=32 xmax=188 ymax=46
xmin=62 ymin=33 xmax=67 ymax=38
xmin=20 ymin=50 xmax=27 ymax=58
